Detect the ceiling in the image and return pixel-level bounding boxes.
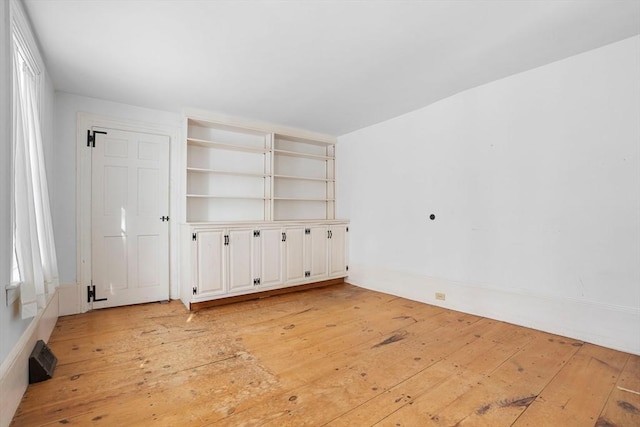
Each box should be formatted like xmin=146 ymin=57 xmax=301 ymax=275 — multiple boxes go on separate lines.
xmin=22 ymin=0 xmax=640 ymax=136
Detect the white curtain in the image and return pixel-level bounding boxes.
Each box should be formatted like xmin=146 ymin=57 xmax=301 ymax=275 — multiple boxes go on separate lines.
xmin=13 ymin=48 xmax=59 ymax=319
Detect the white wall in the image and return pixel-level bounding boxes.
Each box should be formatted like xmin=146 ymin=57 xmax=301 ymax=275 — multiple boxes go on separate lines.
xmin=337 ymin=35 xmax=640 ymax=354
xmin=53 ymin=93 xmax=181 ymax=286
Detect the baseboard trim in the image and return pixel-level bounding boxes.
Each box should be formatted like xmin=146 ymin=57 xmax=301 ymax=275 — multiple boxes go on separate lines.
xmin=190 ymin=278 xmax=345 ymax=311
xmin=0 ymin=289 xmax=59 ymax=427
xmin=57 ymin=283 xmax=80 ymax=316
xmin=347 ymin=265 xmax=640 ymax=355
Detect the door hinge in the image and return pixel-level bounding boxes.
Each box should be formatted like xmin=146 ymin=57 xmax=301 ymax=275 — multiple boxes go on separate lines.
xmin=346 ymin=227 xmax=349 ymax=232
xmin=87 ymin=283 xmax=108 ymax=303
xmin=192 ymin=287 xmax=197 ymax=295
xmin=305 ymin=228 xmax=310 ymax=235
xmin=253 ymin=230 xmax=261 ymax=237
xmin=192 ymin=233 xmax=197 ymax=241
xmin=281 ymin=232 xmax=286 ymax=242
xmin=224 ymin=235 xmax=229 ymax=246
xmin=160 ymin=216 xmax=170 ymax=222
xmin=87 ymin=129 xmax=107 ymax=147
xmin=328 ymin=230 xmax=332 ymax=239
xmin=305 ymin=271 xmax=311 ymax=278
xmin=253 ymin=278 xmax=261 ymax=286
xmin=346 ymin=265 xmax=349 ymax=271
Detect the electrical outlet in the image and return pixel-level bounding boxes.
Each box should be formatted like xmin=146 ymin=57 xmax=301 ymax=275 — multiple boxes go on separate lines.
xmin=435 ymin=292 xmax=446 ymax=301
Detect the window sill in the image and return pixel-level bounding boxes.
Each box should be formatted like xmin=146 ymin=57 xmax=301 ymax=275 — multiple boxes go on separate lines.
xmin=6 ymin=282 xmax=20 ymax=306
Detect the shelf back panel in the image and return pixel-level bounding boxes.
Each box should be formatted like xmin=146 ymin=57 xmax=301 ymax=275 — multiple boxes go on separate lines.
xmin=187 ymin=173 xmax=267 ymax=198
xmin=274 ymin=179 xmax=326 ymax=199
xmin=187 ymin=145 xmax=266 ymax=174
xmin=274 ymin=155 xmax=327 ymax=179
xmin=273 ymin=200 xmax=329 ymax=221
xmin=187 ymin=197 xmax=266 ymax=222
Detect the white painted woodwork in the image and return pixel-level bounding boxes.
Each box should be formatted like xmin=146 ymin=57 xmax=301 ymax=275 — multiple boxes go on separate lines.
xmin=329 ymin=224 xmax=348 ymax=277
xmin=185 ymin=119 xmax=272 ymax=223
xmin=283 ymin=227 xmax=306 ymax=285
xmin=305 ymin=225 xmax=328 ymax=282
xmin=0 ymin=290 xmax=58 ymax=427
xmin=195 ymin=230 xmax=226 ymax=297
xmin=228 ymin=229 xmax=255 ymax=293
xmin=260 ymin=228 xmax=284 ymax=287
xmin=179 ymin=113 xmax=347 ymax=309
xmin=272 ymin=134 xmax=335 ymax=221
xmin=91 ymin=128 xmax=169 ymax=308
xmin=185 ymin=115 xmax=336 ymax=223
xmin=74 ymin=112 xmax=180 ymax=314
xmin=181 ymin=221 xmax=348 ymax=308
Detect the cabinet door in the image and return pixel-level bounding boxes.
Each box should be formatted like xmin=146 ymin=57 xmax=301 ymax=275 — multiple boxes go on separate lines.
xmin=329 ymin=225 xmax=348 ymax=277
xmin=228 ymin=229 xmax=255 ymax=292
xmin=260 ymin=228 xmax=283 ymax=287
xmin=283 ymin=227 xmax=305 ymax=285
xmin=196 ymin=230 xmax=226 ymax=296
xmin=305 ymin=225 xmax=328 ymax=281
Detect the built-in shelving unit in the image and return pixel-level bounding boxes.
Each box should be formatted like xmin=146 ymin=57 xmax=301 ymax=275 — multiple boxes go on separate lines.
xmin=181 ymin=112 xmax=347 ymax=310
xmin=185 ymin=119 xmax=271 ymax=223
xmin=272 ymin=133 xmax=335 ymax=221
xmin=184 ymin=115 xmax=337 ymax=223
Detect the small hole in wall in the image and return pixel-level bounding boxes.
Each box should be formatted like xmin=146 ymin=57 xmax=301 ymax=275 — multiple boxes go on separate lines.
xmin=429 ymin=214 xmax=435 ymax=220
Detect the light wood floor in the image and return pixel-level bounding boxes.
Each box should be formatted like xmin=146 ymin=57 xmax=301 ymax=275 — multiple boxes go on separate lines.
xmin=11 ymin=283 xmax=640 ymax=426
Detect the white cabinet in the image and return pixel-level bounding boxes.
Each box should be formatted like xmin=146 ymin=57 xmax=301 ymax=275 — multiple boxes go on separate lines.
xmin=181 ymin=221 xmax=349 ymax=308
xmin=183 ymin=225 xmax=285 ymax=302
xmin=227 ymin=228 xmax=284 ymax=291
xmin=282 ymin=225 xmax=330 ymax=285
xmin=281 ymin=224 xmax=348 ymax=286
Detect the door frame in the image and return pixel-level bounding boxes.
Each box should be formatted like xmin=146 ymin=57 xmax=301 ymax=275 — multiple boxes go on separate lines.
xmin=76 ymin=112 xmax=180 ymax=313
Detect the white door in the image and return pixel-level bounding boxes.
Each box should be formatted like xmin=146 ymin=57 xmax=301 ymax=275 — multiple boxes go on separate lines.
xmin=196 ymin=230 xmax=226 ymax=297
xmin=329 ymin=225 xmax=348 ymax=277
xmin=91 ymin=127 xmax=170 ymax=308
xmin=306 ymin=225 xmax=328 ymax=281
xmin=284 ymin=227 xmax=305 ymax=285
xmin=260 ymin=228 xmax=283 ymax=287
xmin=228 ymin=229 xmax=255 ymax=293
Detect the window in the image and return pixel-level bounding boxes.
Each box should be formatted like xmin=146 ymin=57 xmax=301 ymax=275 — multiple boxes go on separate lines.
xmin=10 ymin=30 xmax=36 ymax=288
xmin=10 ymin=0 xmax=58 ymax=318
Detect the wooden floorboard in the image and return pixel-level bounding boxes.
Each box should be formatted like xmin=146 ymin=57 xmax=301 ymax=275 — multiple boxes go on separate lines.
xmin=10 ymin=283 xmax=640 ymax=426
